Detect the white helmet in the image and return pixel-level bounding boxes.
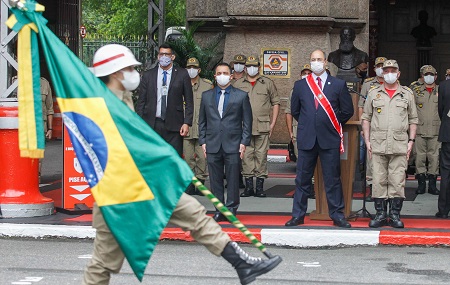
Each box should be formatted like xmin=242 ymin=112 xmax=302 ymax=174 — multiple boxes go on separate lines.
xmin=92 ymin=44 xmax=141 ymax=77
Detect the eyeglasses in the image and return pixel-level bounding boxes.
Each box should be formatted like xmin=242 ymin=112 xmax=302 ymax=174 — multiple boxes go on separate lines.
xmin=158 ymin=53 xmax=172 ymax=57
xmin=310 ymin=58 xmax=325 ymax=62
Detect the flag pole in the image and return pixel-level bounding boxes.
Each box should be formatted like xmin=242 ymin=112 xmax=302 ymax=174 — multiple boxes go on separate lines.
xmin=192 ymin=177 xmax=275 ymax=259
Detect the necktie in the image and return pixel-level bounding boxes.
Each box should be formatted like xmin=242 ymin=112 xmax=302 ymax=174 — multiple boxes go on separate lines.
xmin=161 ymin=71 xmax=167 ymax=120
xmin=316 ymin=77 xmax=322 ymax=109
xmin=218 ymin=89 xmax=225 ymax=118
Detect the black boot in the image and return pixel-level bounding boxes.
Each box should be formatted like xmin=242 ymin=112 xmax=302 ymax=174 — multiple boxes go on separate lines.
xmin=239 ymin=173 xmax=245 ymax=189
xmin=240 ymin=177 xmax=255 ymax=197
xmin=194 ymin=179 xmax=205 ymax=196
xmin=428 ymin=174 xmax=440 ymax=195
xmin=255 ymin=178 xmax=266 ymax=198
xmin=388 ymin=198 xmax=404 ymax=228
xmin=415 ymin=173 xmax=426 ymax=194
xmin=185 ymin=183 xmax=196 ymax=195
xmin=368 ymin=198 xmax=388 ymax=228
xmin=221 ymin=241 xmax=282 ymax=285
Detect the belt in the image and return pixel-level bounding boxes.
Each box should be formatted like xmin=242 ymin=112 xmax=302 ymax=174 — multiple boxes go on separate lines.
xmin=155 ymin=117 xmax=165 ymax=122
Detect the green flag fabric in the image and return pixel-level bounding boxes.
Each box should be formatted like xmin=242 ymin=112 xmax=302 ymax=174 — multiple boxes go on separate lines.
xmin=6 ymin=1 xmax=193 ymax=281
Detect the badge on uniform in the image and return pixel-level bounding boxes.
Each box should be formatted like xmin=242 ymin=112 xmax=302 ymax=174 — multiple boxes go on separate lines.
xmin=318 ymin=94 xmax=323 ymax=99
xmin=377 ymin=108 xmax=382 ymax=113
xmin=162 ymin=86 xmax=168 ymax=96
xmin=418 ymin=103 xmax=423 ymax=108
xmin=376 ymin=94 xmax=381 ymax=99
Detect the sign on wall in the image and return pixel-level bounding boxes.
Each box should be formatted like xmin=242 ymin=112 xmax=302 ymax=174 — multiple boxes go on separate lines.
xmin=261 ymin=48 xmax=291 ymax=78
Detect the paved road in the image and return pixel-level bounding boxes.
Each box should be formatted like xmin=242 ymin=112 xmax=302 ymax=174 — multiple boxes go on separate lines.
xmin=1 ymin=238 xmax=450 ymax=285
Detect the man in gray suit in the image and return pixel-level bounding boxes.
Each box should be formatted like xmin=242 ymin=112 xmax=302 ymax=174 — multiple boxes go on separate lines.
xmin=199 ymin=63 xmax=252 ymax=222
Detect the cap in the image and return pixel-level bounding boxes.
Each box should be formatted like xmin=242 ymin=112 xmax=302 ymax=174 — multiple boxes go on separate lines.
xmin=233 ymin=54 xmax=247 ymax=64
xmin=374 ymin=57 xmax=387 ymax=66
xmin=446 ymin=69 xmax=450 ymax=76
xmin=422 ymin=65 xmax=436 ymax=74
xmin=245 ymin=55 xmax=260 ymax=66
xmin=186 ymin=57 xmax=200 ymax=68
xmin=301 ymin=64 xmax=311 ymax=72
xmin=382 ymin=59 xmax=399 ymax=69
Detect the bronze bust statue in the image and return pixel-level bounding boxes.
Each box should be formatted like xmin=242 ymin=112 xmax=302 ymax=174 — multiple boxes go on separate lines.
xmin=411 ymin=10 xmax=437 ymax=47
xmin=328 ymin=27 xmax=369 ymax=71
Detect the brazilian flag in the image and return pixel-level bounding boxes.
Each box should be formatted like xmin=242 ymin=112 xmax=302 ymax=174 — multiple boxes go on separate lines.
xmin=6 ymin=1 xmax=193 ymax=280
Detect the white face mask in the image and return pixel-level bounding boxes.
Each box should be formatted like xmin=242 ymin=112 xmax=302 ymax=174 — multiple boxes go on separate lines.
xmin=310 ymin=61 xmax=325 ymax=74
xmin=216 ymin=74 xmax=231 ymax=87
xmin=234 ymin=63 xmax=245 ymax=73
xmin=187 ymin=68 xmax=199 ymax=79
xmin=246 ymin=66 xmax=259 ymax=77
xmin=301 ymin=75 xmax=308 ymax=79
xmin=120 ymin=69 xmax=140 ymax=91
xmin=424 ymin=75 xmax=435 ymax=85
xmin=375 ymin=67 xmax=383 ymax=77
xmin=383 ymin=72 xmax=398 ymax=84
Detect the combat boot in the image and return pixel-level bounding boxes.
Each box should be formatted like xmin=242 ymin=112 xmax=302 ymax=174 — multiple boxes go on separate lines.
xmin=240 ymin=177 xmax=255 ymax=197
xmin=255 ymin=178 xmax=267 ymax=198
xmin=388 ymin=198 xmax=404 ymax=228
xmin=415 ymin=173 xmax=426 ymax=194
xmin=221 ymin=241 xmax=282 ymax=285
xmin=428 ymin=174 xmax=440 ymax=195
xmin=194 ymin=179 xmax=205 ymax=196
xmin=369 ymin=198 xmax=388 ymax=228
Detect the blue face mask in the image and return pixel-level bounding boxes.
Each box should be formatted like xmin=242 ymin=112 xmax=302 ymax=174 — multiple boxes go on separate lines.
xmin=159 ymin=55 xmax=172 ymax=67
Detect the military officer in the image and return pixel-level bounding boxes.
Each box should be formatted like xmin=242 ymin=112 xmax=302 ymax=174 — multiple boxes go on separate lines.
xmin=233 ymin=55 xmax=280 ymax=197
xmin=184 ymin=58 xmax=213 ymax=195
xmin=231 ymin=54 xmax=246 ymax=83
xmin=409 ymin=65 xmax=427 ymax=89
xmin=358 ymin=57 xmax=387 ymax=188
xmin=412 ymin=65 xmax=440 ymax=195
xmin=362 ymin=59 xmax=418 ymax=228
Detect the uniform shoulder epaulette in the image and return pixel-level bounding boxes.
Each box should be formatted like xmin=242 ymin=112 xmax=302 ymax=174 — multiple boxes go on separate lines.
xmin=364 ymin=77 xmax=375 ymax=83
xmin=402 ymin=86 xmax=414 ymax=94
xmin=258 ymin=75 xmax=272 ymax=83
xmin=201 ymin=78 xmax=213 ymax=85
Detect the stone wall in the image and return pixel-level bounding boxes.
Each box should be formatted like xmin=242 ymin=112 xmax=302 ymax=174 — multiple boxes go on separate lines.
xmin=187 ymin=0 xmax=370 ymax=144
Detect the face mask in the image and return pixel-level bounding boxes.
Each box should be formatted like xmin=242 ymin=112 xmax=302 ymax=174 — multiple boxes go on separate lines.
xmin=187 ymin=68 xmax=199 ymax=79
xmin=424 ymin=75 xmax=435 ymax=85
xmin=120 ymin=69 xmax=140 ymax=91
xmin=234 ymin=63 xmax=245 ymax=73
xmin=301 ymin=75 xmax=308 ymax=79
xmin=310 ymin=61 xmax=325 ymax=74
xmin=216 ymin=74 xmax=231 ymax=87
xmin=383 ymin=72 xmax=398 ymax=84
xmin=447 ymin=76 xmax=450 ymax=81
xmin=375 ymin=67 xmax=383 ymax=77
xmin=159 ymin=55 xmax=172 ymax=67
xmin=246 ymin=66 xmax=259 ymax=77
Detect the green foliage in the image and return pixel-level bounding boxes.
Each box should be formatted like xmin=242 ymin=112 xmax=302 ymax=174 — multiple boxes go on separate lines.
xmin=82 ymin=0 xmax=186 ymax=38
xmin=168 ymin=23 xmax=225 ymax=81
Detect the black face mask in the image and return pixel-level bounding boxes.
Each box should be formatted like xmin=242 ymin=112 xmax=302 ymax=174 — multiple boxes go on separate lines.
xmin=356 ymin=68 xmax=367 ymax=80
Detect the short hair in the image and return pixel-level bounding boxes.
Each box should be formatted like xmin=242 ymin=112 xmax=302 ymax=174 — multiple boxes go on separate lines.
xmin=215 ymin=62 xmax=232 ymax=74
xmin=98 ymin=75 xmax=110 ymax=84
xmin=159 ymin=43 xmax=173 ymax=53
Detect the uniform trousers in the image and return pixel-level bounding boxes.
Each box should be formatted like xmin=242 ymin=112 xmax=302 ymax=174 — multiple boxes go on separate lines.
xmin=183 ymin=138 xmax=208 ymax=180
xmin=438 ymin=143 xmax=450 ymax=215
xmin=415 ymin=136 xmax=440 ymax=175
xmin=82 ymin=193 xmax=231 ymax=285
xmin=372 ymin=153 xmax=406 ymax=199
xmin=242 ymin=134 xmax=269 ymax=178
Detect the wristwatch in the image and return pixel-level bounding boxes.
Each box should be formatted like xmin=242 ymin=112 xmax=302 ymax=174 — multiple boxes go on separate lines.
xmin=408 ymin=138 xmax=415 ymax=142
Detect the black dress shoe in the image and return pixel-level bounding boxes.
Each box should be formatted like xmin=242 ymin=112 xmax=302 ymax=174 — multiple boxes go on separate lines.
xmin=333 ymin=218 xmax=351 ymax=228
xmin=435 ymin=212 xmax=448 ymax=219
xmin=213 ymin=213 xmax=228 ymax=223
xmin=285 ymin=217 xmax=304 ymax=227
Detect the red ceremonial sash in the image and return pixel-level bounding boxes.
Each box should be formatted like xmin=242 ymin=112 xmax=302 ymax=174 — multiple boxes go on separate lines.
xmin=306 ymin=74 xmax=344 ymax=153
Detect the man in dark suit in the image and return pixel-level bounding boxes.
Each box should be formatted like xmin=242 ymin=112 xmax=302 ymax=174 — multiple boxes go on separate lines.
xmin=436 ymin=79 xmax=450 ymax=218
xmin=136 ymin=43 xmax=193 ymax=156
xmin=198 ymin=63 xmax=252 ymax=222
xmin=285 ymin=49 xmax=354 ymax=228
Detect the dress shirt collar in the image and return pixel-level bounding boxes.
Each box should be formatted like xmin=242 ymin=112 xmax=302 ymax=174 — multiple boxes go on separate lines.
xmin=216 ymin=85 xmax=232 ymax=95
xmin=312 ymin=72 xmax=328 ymax=88
xmin=158 ymin=65 xmax=173 ymax=76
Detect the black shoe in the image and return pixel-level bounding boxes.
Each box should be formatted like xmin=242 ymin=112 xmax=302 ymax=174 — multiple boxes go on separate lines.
xmin=285 ymin=217 xmax=304 ymax=227
xmin=435 ymin=212 xmax=448 ymax=219
xmin=333 ymin=218 xmax=351 ymax=228
xmin=415 ymin=173 xmax=426 ymax=194
xmin=213 ymin=213 xmax=228 ymax=223
xmin=221 ymin=241 xmax=282 ymax=285
xmin=428 ymin=174 xmax=440 ymax=195
xmin=255 ymin=178 xmax=267 ymax=198
xmin=241 ymin=177 xmax=255 ymax=197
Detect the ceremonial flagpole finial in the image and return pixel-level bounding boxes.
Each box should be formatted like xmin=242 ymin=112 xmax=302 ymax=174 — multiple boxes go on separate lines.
xmin=9 ymin=0 xmax=24 ymax=9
